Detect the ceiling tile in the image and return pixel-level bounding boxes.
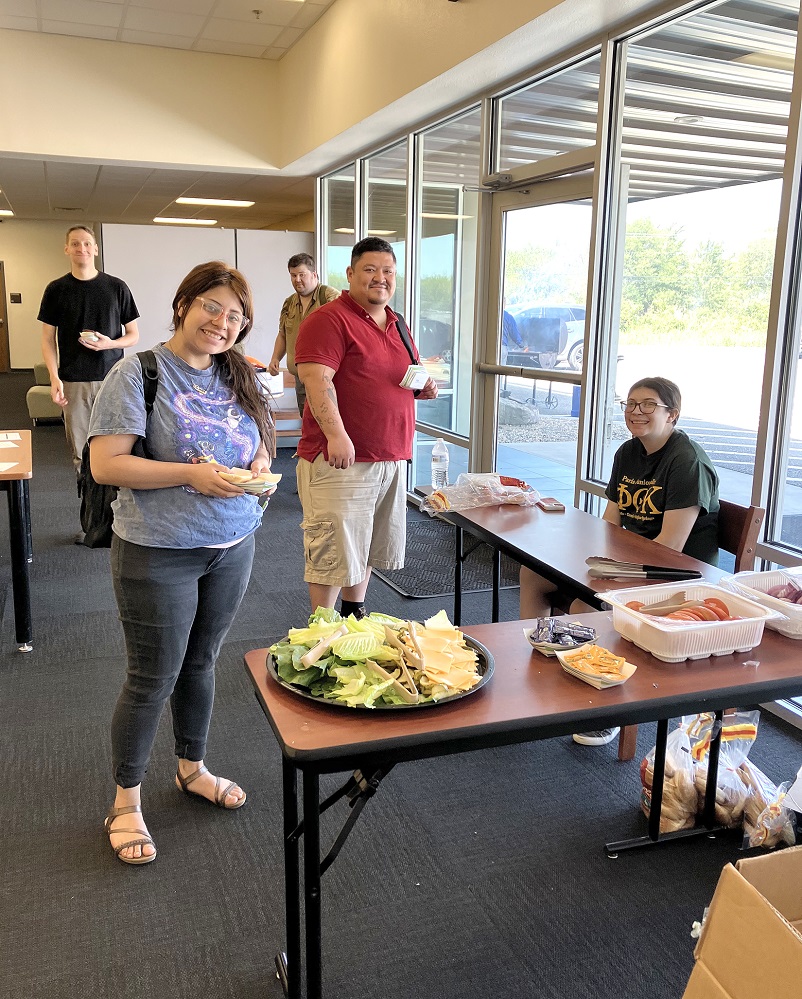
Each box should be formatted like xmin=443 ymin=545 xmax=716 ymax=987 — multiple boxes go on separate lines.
xmin=41 ymin=20 xmax=119 ymax=40
xmin=128 ymin=0 xmax=215 ymax=14
xmin=263 ymin=45 xmax=287 ymax=59
xmin=273 ymin=25 xmax=302 ymax=47
xmin=123 ymin=7 xmax=206 ymax=35
xmin=202 ymin=17 xmax=282 ymax=45
xmin=41 ymin=0 xmax=124 ymax=29
xmin=194 ymin=37 xmax=268 ymax=57
xmin=0 ymin=15 xmax=37 ymax=29
xmin=212 ymin=0 xmax=298 ymax=28
xmin=120 ymin=29 xmax=196 ymax=48
xmin=291 ymin=2 xmax=330 ymax=32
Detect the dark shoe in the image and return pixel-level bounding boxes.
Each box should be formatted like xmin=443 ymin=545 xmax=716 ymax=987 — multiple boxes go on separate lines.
xmin=104 ymin=804 xmax=157 ymax=865
xmin=175 ymin=764 xmax=246 ymax=810
xmin=572 ymin=728 xmax=620 ymax=746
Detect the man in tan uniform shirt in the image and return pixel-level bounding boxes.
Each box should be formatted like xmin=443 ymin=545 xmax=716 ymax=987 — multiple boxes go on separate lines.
xmin=268 ymin=253 xmax=339 ymax=417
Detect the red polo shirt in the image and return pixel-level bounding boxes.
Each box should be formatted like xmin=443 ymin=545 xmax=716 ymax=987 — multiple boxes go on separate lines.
xmin=294 ymin=291 xmax=419 ymax=463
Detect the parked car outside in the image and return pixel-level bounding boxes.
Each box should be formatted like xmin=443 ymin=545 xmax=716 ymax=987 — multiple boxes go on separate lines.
xmin=510 ymin=303 xmax=586 ymax=370
xmin=417 ymin=316 xmax=452 ymax=361
xmin=417 ymin=316 xmax=454 ymax=388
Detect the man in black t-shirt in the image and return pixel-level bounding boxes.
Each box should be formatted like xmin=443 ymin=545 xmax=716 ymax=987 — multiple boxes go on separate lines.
xmin=39 ymin=225 xmax=140 ymax=540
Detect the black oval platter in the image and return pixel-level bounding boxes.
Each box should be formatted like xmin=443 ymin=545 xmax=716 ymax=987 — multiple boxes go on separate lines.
xmin=266 ymin=634 xmax=494 ymax=710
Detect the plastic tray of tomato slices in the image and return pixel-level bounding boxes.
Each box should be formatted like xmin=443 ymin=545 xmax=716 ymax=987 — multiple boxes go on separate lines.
xmin=599 ymin=581 xmax=780 ymax=662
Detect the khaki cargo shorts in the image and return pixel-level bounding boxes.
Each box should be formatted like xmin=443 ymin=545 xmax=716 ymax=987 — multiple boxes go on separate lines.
xmin=296 ymin=455 xmax=407 ymax=587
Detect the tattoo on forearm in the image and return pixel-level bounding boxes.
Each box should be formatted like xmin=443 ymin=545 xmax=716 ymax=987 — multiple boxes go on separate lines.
xmin=309 ymin=375 xmax=342 ymax=429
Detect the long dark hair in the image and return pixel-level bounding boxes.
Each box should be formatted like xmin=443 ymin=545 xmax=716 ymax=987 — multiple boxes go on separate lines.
xmin=171 ymin=262 xmax=274 ymax=453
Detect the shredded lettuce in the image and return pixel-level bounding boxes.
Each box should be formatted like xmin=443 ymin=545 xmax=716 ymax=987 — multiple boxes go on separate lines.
xmin=309 ymin=606 xmax=343 ymax=625
xmin=270 ymin=609 xmax=476 ymax=708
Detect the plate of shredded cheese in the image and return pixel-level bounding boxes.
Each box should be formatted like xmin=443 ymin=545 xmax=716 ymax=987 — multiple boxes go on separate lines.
xmin=555 ymin=644 xmax=637 ymax=690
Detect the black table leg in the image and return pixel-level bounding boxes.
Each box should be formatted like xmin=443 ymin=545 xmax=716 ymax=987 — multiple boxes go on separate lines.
xmin=454 ymin=524 xmax=463 ymax=626
xmin=701 ymin=711 xmax=724 ymax=828
xmin=605 ymin=715 xmax=724 ymax=855
xmin=303 ymin=771 xmax=322 ymax=999
xmin=7 ymin=480 xmax=33 ymax=652
xmin=277 ymin=756 xmax=301 ymax=999
xmin=647 ymin=717 xmax=668 ymax=841
xmin=491 ymin=549 xmax=500 ymax=623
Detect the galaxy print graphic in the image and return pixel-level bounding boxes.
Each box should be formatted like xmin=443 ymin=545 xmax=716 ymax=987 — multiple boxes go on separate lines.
xmin=173 ymin=387 xmax=256 ymax=485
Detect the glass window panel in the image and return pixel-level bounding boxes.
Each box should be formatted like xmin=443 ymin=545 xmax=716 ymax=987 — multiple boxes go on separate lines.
xmin=321 ymin=163 xmax=355 ymax=291
xmin=364 ymin=141 xmax=407 ymax=312
xmin=494 ymin=200 xmax=592 ymax=507
xmin=774 ymin=256 xmax=802 ymax=551
xmin=591 ymin=0 xmax=796 ymax=520
xmin=496 ymin=55 xmax=601 ymax=173
xmin=410 ymin=108 xmax=481 ymax=487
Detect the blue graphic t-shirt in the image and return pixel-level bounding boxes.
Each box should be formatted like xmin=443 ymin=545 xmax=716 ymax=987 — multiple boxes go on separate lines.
xmin=88 ymin=344 xmax=264 ymax=548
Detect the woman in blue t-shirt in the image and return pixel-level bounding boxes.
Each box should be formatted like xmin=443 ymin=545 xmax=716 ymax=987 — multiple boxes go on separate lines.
xmin=89 ymin=261 xmax=275 ymax=865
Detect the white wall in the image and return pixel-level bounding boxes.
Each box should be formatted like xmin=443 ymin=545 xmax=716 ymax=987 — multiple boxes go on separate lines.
xmin=235 ymin=229 xmax=313 ymax=362
xmin=100 ymin=225 xmax=312 ymax=362
xmin=101 ymin=225 xmax=236 ymax=350
xmin=0 ymin=219 xmax=73 ymax=368
xmin=0 ymin=222 xmax=313 ymax=368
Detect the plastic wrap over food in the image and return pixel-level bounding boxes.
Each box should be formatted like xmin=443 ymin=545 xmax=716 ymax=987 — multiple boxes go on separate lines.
xmin=421 ymin=473 xmax=540 ymax=516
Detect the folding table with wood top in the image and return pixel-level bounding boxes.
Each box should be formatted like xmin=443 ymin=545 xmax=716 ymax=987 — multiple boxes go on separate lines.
xmin=0 ymin=430 xmax=33 ymax=652
xmin=244 ymin=612 xmax=802 ymax=999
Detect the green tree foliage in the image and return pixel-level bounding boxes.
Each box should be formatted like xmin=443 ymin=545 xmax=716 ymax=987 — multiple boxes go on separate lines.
xmin=619 ymin=220 xmax=774 ymax=347
xmin=622 ymin=218 xmax=690 ymax=320
xmin=419 ymin=275 xmax=454 ymax=314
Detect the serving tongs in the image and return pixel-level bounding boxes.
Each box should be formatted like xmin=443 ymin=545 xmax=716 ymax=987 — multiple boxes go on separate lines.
xmin=630 ymin=592 xmax=716 ymax=617
xmin=381 ymin=624 xmax=421 ymax=703
xmin=586 ymin=556 xmax=702 ymax=580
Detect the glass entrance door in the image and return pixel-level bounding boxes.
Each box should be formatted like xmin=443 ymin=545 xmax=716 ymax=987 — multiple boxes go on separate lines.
xmin=487 ymin=180 xmax=593 ymax=505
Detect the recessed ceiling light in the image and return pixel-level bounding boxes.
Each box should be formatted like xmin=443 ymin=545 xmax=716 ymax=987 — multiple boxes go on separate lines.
xmin=0 ymin=209 xmax=14 ymax=217
xmin=176 ymin=197 xmax=255 ymax=207
xmin=334 ymin=228 xmax=355 ymax=234
xmin=153 ymin=217 xmax=217 ymax=226
xmin=674 ymin=115 xmax=703 ymax=125
xmin=366 ymin=229 xmax=396 ymax=236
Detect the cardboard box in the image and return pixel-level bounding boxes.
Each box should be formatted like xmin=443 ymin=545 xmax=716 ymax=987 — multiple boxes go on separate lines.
xmin=682 ymin=845 xmax=802 ymax=999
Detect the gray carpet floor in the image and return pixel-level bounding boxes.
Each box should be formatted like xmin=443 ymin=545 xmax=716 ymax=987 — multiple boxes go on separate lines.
xmin=373 ymin=513 xmax=521 ymax=597
xmin=1 ymin=369 xmax=801 ymax=999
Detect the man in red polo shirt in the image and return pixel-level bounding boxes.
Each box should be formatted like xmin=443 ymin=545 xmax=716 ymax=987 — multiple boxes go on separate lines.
xmin=295 ymin=237 xmax=438 ymax=618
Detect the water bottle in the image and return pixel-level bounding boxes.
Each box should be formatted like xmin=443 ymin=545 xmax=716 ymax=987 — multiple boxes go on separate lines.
xmin=431 ymin=438 xmax=449 ymax=489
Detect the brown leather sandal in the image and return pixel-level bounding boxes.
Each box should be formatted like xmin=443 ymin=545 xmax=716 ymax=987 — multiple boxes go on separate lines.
xmin=104 ymin=804 xmax=157 ymax=865
xmin=175 ymin=763 xmax=247 ymax=810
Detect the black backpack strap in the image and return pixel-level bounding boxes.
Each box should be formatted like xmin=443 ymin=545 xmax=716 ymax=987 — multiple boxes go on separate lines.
xmin=137 ymin=349 xmax=158 ymax=415
xmin=133 ymin=350 xmax=158 ymax=458
xmin=394 ymin=313 xmax=419 ymax=365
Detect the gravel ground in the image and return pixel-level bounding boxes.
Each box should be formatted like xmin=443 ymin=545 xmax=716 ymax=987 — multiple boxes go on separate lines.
xmin=499 ymin=416 xmax=631 ymax=443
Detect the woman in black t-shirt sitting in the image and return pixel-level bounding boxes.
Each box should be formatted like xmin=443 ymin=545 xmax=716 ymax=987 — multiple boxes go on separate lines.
xmin=520 ymin=377 xmax=720 ymax=745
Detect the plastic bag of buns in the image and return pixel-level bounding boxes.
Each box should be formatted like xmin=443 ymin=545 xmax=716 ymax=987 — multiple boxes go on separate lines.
xmin=640 ymin=727 xmax=697 ymax=833
xmin=685 ymin=710 xmax=759 ymax=827
xmin=421 ymin=473 xmax=539 ymax=516
xmin=737 ymin=759 xmax=797 ymax=850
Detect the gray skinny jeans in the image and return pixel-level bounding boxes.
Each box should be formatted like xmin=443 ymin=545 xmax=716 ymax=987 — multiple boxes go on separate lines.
xmin=110 ymin=533 xmax=255 ymax=788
